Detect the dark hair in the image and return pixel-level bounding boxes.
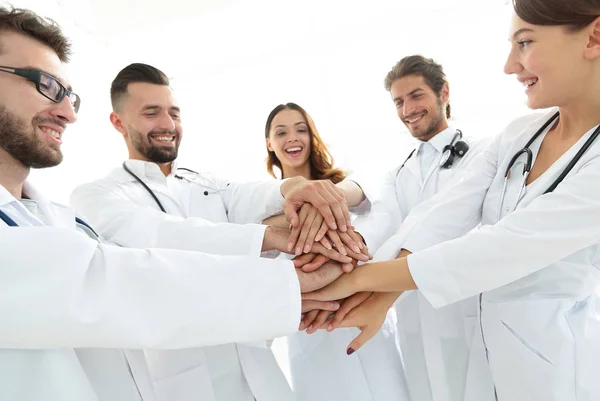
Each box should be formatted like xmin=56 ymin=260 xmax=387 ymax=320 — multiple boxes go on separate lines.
xmin=513 ymin=0 xmax=600 ymax=32
xmin=0 ymin=6 xmax=71 ymax=62
xmin=264 ymin=103 xmax=346 ymax=184
xmin=110 ymin=63 xmax=169 ymax=111
xmin=384 ymin=55 xmax=451 ymax=119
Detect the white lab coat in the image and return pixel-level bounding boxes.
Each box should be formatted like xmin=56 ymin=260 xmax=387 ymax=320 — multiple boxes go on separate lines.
xmin=354 ymin=126 xmax=494 ymax=401
xmin=0 ymin=182 xmax=301 ymax=401
xmin=277 ymin=177 xmax=408 ymax=401
xmin=382 ymin=108 xmax=600 ymax=401
xmin=70 ymin=160 xmax=295 ymax=401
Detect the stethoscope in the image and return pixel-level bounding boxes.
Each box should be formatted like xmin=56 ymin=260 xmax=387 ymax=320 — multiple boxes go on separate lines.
xmin=498 ymin=111 xmax=600 ymax=219
xmin=396 ymin=129 xmax=469 ymax=180
xmin=122 ymin=161 xmax=228 ymax=213
xmin=0 ymin=208 xmax=99 ymax=238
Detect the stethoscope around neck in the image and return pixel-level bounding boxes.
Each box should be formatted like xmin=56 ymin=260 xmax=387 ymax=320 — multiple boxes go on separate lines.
xmin=396 ymin=129 xmax=469 ymax=180
xmin=122 ymin=161 xmax=227 ymax=213
xmin=498 ymin=111 xmax=600 ymax=219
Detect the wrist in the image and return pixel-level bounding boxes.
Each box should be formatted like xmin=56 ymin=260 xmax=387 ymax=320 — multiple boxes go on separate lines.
xmin=280 ymin=176 xmax=306 ymax=198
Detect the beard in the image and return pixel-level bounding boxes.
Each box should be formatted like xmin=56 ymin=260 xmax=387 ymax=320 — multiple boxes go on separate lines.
xmin=128 ymin=126 xmax=180 ymax=164
xmin=0 ymin=105 xmax=64 ymax=168
xmin=407 ymin=98 xmax=446 ymax=141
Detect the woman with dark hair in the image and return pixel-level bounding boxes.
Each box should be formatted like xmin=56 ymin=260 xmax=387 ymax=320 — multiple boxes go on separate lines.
xmin=304 ymin=1 xmax=600 ymax=400
xmin=264 ymin=103 xmax=410 ymax=401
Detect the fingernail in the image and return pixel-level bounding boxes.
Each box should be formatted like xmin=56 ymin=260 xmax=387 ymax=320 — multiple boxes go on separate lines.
xmin=295 ymin=247 xmax=302 ymax=255
xmin=299 ymin=322 xmax=306 ymax=331
xmin=346 ymin=348 xmax=355 ymax=355
xmin=352 ymin=245 xmax=361 ymax=253
xmin=331 ymin=222 xmax=337 ymax=230
xmin=327 ymin=324 xmax=333 ymax=331
xmin=340 ymin=246 xmax=347 ymax=256
xmin=325 ymin=243 xmax=332 ymax=250
xmin=287 ymin=242 xmax=293 ymax=252
xmin=308 ymin=325 xmax=313 ymax=331
xmin=358 ymin=242 xmax=364 ymax=249
xmin=304 ymin=244 xmax=311 ymax=253
xmin=340 ymin=224 xmax=347 ymax=232
xmin=331 ymin=302 xmax=339 ymax=310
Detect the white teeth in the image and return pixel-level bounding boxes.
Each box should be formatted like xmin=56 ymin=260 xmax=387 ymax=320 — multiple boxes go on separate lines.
xmin=522 ymin=78 xmax=538 ymax=87
xmin=152 ymin=136 xmax=174 ymax=142
xmin=406 ymin=115 xmax=423 ymax=124
xmin=41 ymin=127 xmax=60 ymax=139
xmin=286 ymin=147 xmax=302 ymax=153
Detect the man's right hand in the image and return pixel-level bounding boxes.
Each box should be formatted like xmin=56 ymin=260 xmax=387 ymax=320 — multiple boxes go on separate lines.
xmin=295 ymin=261 xmax=344 ymax=293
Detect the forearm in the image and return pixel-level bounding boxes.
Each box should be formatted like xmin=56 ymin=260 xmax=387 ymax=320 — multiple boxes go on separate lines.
xmin=336 ymin=180 xmax=366 ymax=207
xmin=354 ymin=257 xmax=417 ymax=293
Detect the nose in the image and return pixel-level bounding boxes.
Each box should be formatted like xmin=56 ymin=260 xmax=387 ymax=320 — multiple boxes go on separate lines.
xmin=50 ymin=95 xmax=77 ymax=124
xmin=403 ymin=99 xmax=416 ymax=118
xmin=157 ymin=112 xmax=176 ymax=131
xmin=503 ymin=47 xmax=521 ymax=75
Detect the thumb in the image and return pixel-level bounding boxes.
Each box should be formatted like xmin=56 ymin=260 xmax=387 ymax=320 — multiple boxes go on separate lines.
xmin=346 ymin=325 xmax=378 ymax=355
xmin=283 ymin=201 xmax=300 ymax=228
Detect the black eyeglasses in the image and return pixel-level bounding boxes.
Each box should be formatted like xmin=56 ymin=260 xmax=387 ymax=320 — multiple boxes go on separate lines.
xmin=0 ymin=65 xmax=81 ymax=113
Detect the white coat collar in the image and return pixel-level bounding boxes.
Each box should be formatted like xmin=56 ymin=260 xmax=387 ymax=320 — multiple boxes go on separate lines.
xmin=117 ymin=159 xmax=178 ymax=184
xmin=416 ymin=125 xmax=457 ymax=155
xmin=0 ymin=181 xmax=75 ymax=228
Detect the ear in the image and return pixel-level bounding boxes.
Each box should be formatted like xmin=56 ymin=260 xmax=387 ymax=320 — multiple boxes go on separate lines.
xmin=266 ymin=137 xmax=274 ymax=152
xmin=439 ymin=82 xmax=450 ymax=104
xmin=110 ymin=112 xmax=127 ymax=138
xmin=584 ymin=16 xmax=600 ymax=60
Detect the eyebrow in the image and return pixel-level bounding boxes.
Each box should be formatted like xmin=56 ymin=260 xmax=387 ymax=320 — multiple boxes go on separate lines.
xmin=274 ymin=122 xmax=307 ymax=129
xmin=23 ymin=65 xmax=73 ymax=90
xmin=511 ymin=28 xmax=534 ymax=40
xmin=393 ymin=88 xmax=424 ymax=103
xmin=141 ymin=105 xmax=181 ymax=112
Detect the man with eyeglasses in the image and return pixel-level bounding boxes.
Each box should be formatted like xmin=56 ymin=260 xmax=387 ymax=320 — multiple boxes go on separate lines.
xmin=0 ymin=6 xmax=356 ymax=401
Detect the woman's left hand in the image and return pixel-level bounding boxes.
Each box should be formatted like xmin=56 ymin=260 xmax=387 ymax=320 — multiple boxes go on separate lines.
xmin=336 ymin=292 xmax=395 ymax=354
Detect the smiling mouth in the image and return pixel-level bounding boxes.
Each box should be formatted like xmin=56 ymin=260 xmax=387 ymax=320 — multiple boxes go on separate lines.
xmin=522 ymin=78 xmax=538 ymax=90
xmin=40 ymin=126 xmax=61 ymax=140
xmin=149 ymin=134 xmax=176 ymax=144
xmin=285 ymin=147 xmax=303 ymax=156
xmin=405 ymin=112 xmax=425 ymax=125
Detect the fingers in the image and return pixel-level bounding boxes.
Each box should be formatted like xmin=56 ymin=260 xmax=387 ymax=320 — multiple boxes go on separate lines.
xmin=306 ymin=309 xmax=334 ymax=334
xmin=283 ymin=201 xmax=300 ymax=229
xmin=326 ymin=230 xmax=347 ymax=256
xmin=311 ymin=242 xmax=352 ymax=264
xmin=303 ymin=213 xmax=324 ymax=253
xmin=318 ymin=184 xmax=348 ymax=232
xmin=301 ymin=254 xmax=330 ymax=272
xmin=301 ymin=300 xmax=340 ymax=314
xmin=288 ymin=204 xmax=310 ymax=253
xmin=338 ymin=231 xmax=361 ymax=254
xmin=319 ymin=236 xmax=333 ymax=251
xmin=328 ymin=292 xmax=372 ymax=331
xmin=299 ymin=309 xmax=319 ymax=331
xmin=293 ymin=253 xmax=317 ymax=269
xmin=315 ymin=220 xmax=330 ymax=243
xmin=296 ymin=207 xmax=321 ymax=255
xmin=345 ymin=228 xmax=363 ymax=250
xmin=346 ymin=324 xmax=379 ymax=355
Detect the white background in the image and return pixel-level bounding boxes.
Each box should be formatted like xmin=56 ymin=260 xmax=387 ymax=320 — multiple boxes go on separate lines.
xmin=3 ymin=0 xmax=529 ymax=204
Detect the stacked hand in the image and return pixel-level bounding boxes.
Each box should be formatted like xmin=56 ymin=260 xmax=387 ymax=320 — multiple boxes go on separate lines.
xmin=276 ymin=176 xmax=396 ymax=353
